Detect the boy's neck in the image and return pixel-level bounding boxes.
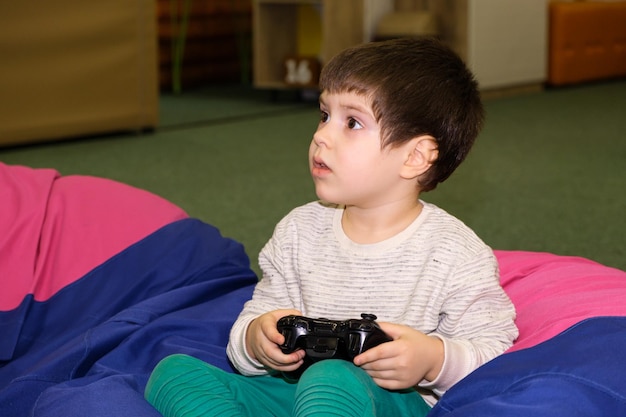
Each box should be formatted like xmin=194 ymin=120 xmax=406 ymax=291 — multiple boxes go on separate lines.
xmin=341 ymin=199 xmax=423 ymax=244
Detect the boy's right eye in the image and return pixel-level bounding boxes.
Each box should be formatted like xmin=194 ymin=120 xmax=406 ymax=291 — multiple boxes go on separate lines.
xmin=319 ymin=110 xmax=329 ymax=123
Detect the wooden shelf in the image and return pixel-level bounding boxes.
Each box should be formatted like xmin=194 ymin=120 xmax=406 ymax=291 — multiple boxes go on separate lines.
xmin=252 ymin=0 xmax=393 ymax=89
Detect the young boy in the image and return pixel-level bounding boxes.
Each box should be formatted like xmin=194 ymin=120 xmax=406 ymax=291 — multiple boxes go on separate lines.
xmin=145 ymin=37 xmax=518 ymax=416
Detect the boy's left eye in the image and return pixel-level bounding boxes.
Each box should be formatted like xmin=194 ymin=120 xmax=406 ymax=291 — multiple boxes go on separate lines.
xmin=347 ymin=117 xmax=363 ymax=130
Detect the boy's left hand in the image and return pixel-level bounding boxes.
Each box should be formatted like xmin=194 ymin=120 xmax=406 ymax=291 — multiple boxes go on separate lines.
xmin=353 ymin=322 xmax=444 ymax=390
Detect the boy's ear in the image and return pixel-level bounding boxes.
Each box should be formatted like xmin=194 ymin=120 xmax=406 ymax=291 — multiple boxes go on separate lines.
xmin=400 ymin=135 xmax=439 ymax=179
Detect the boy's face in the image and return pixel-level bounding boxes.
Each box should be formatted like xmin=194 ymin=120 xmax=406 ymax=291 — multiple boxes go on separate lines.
xmin=309 ymin=91 xmax=414 ymax=208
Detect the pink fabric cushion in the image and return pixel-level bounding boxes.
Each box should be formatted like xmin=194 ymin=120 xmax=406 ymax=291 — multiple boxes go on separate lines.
xmin=4 ymin=160 xmax=625 ymax=357
xmin=0 ymin=163 xmax=188 ymax=311
xmin=495 ymin=250 xmax=626 ymax=352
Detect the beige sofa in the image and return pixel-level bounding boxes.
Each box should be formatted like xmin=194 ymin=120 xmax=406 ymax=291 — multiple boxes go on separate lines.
xmin=0 ymin=1 xmax=158 ymax=147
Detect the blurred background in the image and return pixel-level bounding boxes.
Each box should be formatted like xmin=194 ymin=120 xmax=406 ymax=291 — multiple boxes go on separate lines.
xmin=1 ymin=0 xmax=624 ymax=273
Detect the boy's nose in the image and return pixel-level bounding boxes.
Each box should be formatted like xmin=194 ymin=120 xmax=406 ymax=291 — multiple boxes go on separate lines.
xmin=313 ymin=125 xmax=331 ymax=148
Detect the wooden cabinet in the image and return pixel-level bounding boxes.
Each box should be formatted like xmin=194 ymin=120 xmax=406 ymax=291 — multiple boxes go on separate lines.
xmin=157 ymin=0 xmax=252 ymax=90
xmin=253 ymin=0 xmax=393 ymax=89
xmin=0 ymin=0 xmax=158 ymax=146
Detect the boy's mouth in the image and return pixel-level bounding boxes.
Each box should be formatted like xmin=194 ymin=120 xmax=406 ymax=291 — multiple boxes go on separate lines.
xmin=311 ymin=157 xmax=331 ymax=176
xmin=312 ymin=156 xmax=328 ymax=169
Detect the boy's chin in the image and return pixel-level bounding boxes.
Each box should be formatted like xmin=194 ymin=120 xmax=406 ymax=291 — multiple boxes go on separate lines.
xmin=314 ymin=189 xmax=338 ymax=205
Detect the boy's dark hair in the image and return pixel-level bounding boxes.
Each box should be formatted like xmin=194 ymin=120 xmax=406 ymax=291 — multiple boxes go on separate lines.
xmin=319 ymin=37 xmax=484 ymax=192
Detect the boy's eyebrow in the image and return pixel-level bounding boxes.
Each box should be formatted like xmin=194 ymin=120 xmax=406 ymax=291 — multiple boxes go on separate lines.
xmin=340 ymin=101 xmax=376 ymax=120
xmin=319 ymin=93 xmax=373 ymax=116
xmin=342 ymin=103 xmax=370 ymax=113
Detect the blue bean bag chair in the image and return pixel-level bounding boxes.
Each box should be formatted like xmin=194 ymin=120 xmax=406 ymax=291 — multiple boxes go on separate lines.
xmin=1 ymin=163 xmax=625 ymax=416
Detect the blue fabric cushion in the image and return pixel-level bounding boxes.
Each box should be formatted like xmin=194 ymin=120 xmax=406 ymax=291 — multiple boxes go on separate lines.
xmin=0 ymin=219 xmax=257 ymax=417
xmin=429 ymin=317 xmax=626 ymax=417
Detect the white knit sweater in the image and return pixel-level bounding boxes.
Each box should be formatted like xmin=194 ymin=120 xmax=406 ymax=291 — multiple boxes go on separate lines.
xmin=227 ymin=201 xmax=518 ymax=404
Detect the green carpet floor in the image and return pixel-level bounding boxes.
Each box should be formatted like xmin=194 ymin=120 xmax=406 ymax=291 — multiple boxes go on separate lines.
xmin=1 ymin=81 xmax=624 ymax=273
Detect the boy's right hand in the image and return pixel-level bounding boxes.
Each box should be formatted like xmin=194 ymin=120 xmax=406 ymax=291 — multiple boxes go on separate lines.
xmin=245 ymin=309 xmax=305 ymax=372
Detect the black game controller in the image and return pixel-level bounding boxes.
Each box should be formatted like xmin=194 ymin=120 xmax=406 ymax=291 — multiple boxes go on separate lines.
xmin=277 ymin=313 xmax=392 ymax=379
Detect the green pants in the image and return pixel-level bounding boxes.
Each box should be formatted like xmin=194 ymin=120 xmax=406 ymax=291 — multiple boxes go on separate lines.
xmin=145 ymin=354 xmax=430 ymax=417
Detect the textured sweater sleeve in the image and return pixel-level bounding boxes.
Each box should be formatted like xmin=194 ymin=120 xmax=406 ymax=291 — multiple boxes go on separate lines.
xmin=418 ymin=246 xmax=518 ymax=398
xmin=226 ymin=214 xmax=301 ymax=375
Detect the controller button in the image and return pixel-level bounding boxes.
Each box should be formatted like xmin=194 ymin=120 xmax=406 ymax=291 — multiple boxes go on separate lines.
xmin=347 ymin=334 xmax=361 ymax=353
